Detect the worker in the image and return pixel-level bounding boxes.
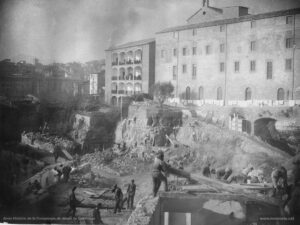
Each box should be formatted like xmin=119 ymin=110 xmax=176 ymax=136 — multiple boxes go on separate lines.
xmin=202 ymin=164 xmax=211 ymax=177
xmin=112 ymin=184 xmax=123 ymax=214
xmin=53 ymin=144 xmax=60 ymax=163
xmin=93 ymin=203 xmax=104 ymax=224
xmin=152 ymin=150 xmax=168 ymax=197
xmin=293 ymin=156 xmax=300 ymax=185
xmin=284 ymin=181 xmax=300 ymax=220
xmin=223 ymin=168 xmax=233 ymax=180
xmin=67 ymin=186 xmax=78 ymax=220
xmin=271 ymin=166 xmax=288 ymax=197
xmin=127 ymin=179 xmax=136 ymax=210
xmin=54 ymin=167 xmax=62 ymax=182
xmin=33 ymin=179 xmax=42 ymax=193
xmin=62 ymin=165 xmax=72 ymax=182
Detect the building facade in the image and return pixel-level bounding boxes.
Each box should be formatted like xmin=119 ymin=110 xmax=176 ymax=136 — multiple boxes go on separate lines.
xmin=155 ymin=1 xmax=300 ymax=105
xmin=105 ymin=39 xmax=155 ymax=105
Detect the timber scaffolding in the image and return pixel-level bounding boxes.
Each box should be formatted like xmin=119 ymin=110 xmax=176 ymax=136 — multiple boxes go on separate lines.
xmin=126 ymin=174 xmax=280 ymax=225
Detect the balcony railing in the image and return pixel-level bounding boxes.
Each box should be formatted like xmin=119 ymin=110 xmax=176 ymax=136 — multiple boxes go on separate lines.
xmin=126 ymin=60 xmax=133 ymax=65
xmin=119 ymin=76 xmax=125 ymax=80
xmin=118 ymin=90 xmax=125 ymax=94
xmin=119 ymin=61 xmax=125 ymax=65
xmin=112 ymin=61 xmax=118 ymax=66
xmin=111 ymin=90 xmax=117 ymax=94
xmin=134 ymin=60 xmax=141 ymax=64
xmin=112 ymin=76 xmax=118 ymax=80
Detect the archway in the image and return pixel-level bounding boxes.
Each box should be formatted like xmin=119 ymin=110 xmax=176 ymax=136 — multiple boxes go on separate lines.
xmin=134 ymin=49 xmax=142 ymax=63
xmin=134 ymin=66 xmax=142 ymax=80
xmin=119 ymin=68 xmax=125 ymax=80
xmin=245 ymin=87 xmax=251 ymax=100
xmin=126 ymin=83 xmax=133 ymax=95
xmin=126 ymin=67 xmax=133 ymax=80
xmin=112 ymin=68 xmax=118 ymax=80
xmin=111 ymin=82 xmax=117 ymax=94
xmin=119 ymin=52 xmax=125 ymax=64
xmin=134 ymin=83 xmax=142 ymax=94
xmin=119 ymin=83 xmax=125 ymax=94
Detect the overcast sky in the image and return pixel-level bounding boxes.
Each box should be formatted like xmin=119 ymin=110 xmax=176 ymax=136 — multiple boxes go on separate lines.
xmin=0 ymin=0 xmax=300 ymax=64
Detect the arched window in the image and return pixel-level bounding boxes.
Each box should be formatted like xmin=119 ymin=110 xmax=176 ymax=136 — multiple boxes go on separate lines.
xmin=277 ymin=88 xmax=284 ymax=100
xmin=198 ymin=86 xmax=204 ymax=100
xmin=217 ymin=87 xmax=222 ymax=100
xmin=186 ymin=86 xmax=191 ymax=100
xmin=245 ymin=87 xmax=252 ymax=100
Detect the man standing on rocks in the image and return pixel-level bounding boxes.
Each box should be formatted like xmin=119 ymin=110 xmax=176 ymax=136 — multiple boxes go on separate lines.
xmin=152 ymin=150 xmax=168 ymax=197
xmin=67 ymin=186 xmax=78 ymax=221
xmin=112 ymin=184 xmax=123 ymax=214
xmin=127 ymin=179 xmax=136 ymax=210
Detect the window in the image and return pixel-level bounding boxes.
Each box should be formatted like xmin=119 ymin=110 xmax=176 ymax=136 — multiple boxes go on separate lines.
xmin=205 ymin=45 xmax=211 ymax=55
xmin=250 ymin=41 xmax=256 ymax=51
xmin=161 ymin=50 xmax=165 ymax=58
xmin=285 ymin=58 xmax=292 ymax=71
xmin=192 ymin=47 xmax=197 ymax=55
xmin=182 ymin=64 xmax=187 ymax=73
xmin=173 ymin=31 xmax=178 ymax=38
xmin=250 ymin=60 xmax=256 ymax=72
xmin=220 ymin=62 xmax=224 ymax=72
xmin=250 ymin=20 xmax=256 ymax=28
xmin=286 ymin=38 xmax=293 ymax=48
xmin=245 ymin=88 xmax=252 ymax=100
xmin=182 ymin=47 xmax=187 ymax=56
xmin=220 ymin=25 xmax=225 ymax=32
xmin=192 ymin=29 xmax=197 ymax=36
xmin=192 ymin=64 xmax=197 ymax=79
xmin=173 ymin=48 xmax=177 ymax=56
xmin=286 ymin=16 xmax=293 ymax=25
xmin=234 ymin=61 xmax=240 ymax=72
xmin=172 ymin=66 xmax=177 ymax=80
xmin=267 ymin=61 xmax=273 ymax=79
xmin=220 ymin=43 xmax=225 ymax=53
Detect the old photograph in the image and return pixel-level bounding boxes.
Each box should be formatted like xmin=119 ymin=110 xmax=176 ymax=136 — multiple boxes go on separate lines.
xmin=0 ymin=0 xmax=300 ymax=224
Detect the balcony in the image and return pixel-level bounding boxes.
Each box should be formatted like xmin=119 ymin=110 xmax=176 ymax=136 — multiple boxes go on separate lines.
xmin=134 ymin=60 xmax=141 ymax=64
xmin=112 ymin=76 xmax=118 ymax=80
xmin=118 ymin=90 xmax=125 ymax=94
xmin=119 ymin=61 xmax=125 ymax=65
xmin=126 ymin=60 xmax=133 ymax=65
xmin=111 ymin=90 xmax=117 ymax=94
xmin=112 ymin=61 xmax=118 ymax=66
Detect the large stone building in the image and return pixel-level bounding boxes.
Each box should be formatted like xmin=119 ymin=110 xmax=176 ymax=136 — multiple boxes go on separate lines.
xmin=105 ymin=39 xmax=155 ymax=105
xmin=155 ymin=1 xmax=300 ymax=105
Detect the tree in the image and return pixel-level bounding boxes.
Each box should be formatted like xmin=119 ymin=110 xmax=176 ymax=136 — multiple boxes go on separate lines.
xmin=152 ymin=82 xmax=174 ymax=107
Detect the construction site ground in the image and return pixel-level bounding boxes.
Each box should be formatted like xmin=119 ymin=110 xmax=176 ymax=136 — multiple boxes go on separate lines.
xmin=1 ymin=103 xmax=297 ymax=225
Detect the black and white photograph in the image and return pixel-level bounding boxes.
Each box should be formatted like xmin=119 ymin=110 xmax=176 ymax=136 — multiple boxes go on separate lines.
xmin=0 ymin=0 xmax=300 ymax=224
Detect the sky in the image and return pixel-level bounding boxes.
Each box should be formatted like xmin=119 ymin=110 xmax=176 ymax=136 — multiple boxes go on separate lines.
xmin=0 ymin=0 xmax=300 ymax=64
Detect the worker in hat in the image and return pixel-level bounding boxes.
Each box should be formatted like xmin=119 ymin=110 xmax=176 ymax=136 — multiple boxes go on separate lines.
xmin=112 ymin=184 xmax=123 ymax=214
xmin=152 ymin=150 xmax=168 ymax=197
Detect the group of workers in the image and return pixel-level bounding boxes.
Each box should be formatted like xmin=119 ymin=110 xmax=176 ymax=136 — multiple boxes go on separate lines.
xmin=67 ymin=179 xmax=136 ymax=223
xmin=150 ymin=149 xmax=300 ymax=219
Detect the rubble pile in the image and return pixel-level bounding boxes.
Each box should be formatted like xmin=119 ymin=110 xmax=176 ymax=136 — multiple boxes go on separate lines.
xmin=21 ymin=131 xmax=77 ymax=154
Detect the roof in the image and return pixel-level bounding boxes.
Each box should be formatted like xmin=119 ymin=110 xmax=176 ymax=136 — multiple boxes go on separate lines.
xmin=187 ymin=6 xmax=223 ymax=22
xmin=106 ymin=38 xmax=155 ymax=51
xmin=157 ymin=7 xmax=300 ymax=34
